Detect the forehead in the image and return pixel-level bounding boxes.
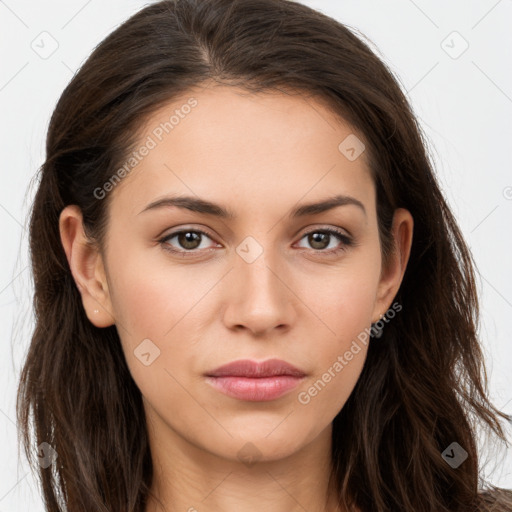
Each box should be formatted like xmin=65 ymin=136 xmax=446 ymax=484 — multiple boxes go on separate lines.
xmin=109 ymin=85 xmax=374 ymax=219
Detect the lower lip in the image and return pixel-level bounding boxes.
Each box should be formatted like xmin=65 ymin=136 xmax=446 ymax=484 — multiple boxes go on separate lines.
xmin=205 ymin=375 xmax=304 ymax=401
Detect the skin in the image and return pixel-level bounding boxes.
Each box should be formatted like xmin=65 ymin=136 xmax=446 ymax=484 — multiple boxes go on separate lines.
xmin=59 ymin=84 xmax=413 ymax=512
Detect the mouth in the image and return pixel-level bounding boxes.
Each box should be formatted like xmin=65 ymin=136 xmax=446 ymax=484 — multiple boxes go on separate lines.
xmin=204 ymin=358 xmax=306 ymax=402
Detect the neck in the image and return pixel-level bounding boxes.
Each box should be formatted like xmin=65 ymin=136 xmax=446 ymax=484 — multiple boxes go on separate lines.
xmin=143 ymin=408 xmax=343 ymax=512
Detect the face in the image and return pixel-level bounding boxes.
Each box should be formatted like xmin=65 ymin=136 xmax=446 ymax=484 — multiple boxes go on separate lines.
xmin=61 ymin=84 xmax=412 ymax=465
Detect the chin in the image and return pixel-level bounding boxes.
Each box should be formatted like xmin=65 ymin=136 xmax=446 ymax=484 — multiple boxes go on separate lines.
xmin=207 ymin=427 xmax=314 ymax=464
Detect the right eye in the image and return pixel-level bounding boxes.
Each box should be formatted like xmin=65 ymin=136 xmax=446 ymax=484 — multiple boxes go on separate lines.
xmin=158 ymin=228 xmax=221 ymax=255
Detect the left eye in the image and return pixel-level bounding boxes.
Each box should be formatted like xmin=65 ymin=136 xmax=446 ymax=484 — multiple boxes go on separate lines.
xmin=296 ymin=228 xmax=352 ymax=252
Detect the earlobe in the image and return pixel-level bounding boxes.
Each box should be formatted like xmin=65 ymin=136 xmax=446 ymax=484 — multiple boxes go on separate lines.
xmin=372 ymin=208 xmax=414 ymax=322
xmin=59 ymin=205 xmax=115 ymax=328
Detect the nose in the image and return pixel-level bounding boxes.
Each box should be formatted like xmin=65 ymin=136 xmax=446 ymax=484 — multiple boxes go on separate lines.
xmin=222 ymin=250 xmax=297 ymax=337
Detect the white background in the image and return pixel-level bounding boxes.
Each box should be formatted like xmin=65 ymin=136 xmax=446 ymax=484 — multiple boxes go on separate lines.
xmin=1 ymin=0 xmax=511 ymax=509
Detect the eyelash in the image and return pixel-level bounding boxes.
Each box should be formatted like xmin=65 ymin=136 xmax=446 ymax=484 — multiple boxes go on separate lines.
xmin=158 ymin=227 xmax=354 ymax=258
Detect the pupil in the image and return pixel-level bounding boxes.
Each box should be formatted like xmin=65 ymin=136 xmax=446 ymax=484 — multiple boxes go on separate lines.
xmin=310 ymin=232 xmax=328 ymax=249
xmin=180 ymin=231 xmax=200 ymax=249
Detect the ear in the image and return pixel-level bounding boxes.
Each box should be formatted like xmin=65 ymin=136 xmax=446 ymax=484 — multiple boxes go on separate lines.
xmin=372 ymin=208 xmax=413 ymax=322
xmin=59 ymin=205 xmax=115 ymax=328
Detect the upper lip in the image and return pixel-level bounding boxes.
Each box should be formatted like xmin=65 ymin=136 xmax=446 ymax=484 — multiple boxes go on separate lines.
xmin=205 ymin=358 xmax=306 ymax=378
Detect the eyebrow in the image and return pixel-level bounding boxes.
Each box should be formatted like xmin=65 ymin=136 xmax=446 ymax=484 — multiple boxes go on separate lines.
xmin=138 ymin=194 xmax=366 ymax=219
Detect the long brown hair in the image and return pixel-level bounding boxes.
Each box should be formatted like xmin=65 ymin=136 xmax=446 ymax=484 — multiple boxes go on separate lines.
xmin=16 ymin=0 xmax=512 ymax=510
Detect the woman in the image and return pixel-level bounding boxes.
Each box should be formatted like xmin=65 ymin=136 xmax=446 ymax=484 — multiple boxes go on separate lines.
xmin=16 ymin=0 xmax=512 ymax=510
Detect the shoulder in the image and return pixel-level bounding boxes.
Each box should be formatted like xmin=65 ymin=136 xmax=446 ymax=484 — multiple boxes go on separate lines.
xmin=477 ymin=487 xmax=512 ymax=511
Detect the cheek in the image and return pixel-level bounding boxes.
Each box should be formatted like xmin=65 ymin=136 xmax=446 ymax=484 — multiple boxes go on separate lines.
xmin=296 ymin=254 xmax=379 ymax=416
xmin=297 ymin=348 xmax=366 ymax=423
xmin=311 ymin=255 xmax=381 ymax=338
xmin=296 ymin=282 xmax=371 ymax=424
xmin=108 ymin=242 xmax=209 ymax=338
xmin=106 ymin=248 xmax=216 ymax=388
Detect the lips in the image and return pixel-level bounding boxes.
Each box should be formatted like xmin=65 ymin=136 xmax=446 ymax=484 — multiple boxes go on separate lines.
xmin=204 ymin=359 xmax=306 ymax=402
xmin=205 ymin=358 xmax=306 ymax=378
